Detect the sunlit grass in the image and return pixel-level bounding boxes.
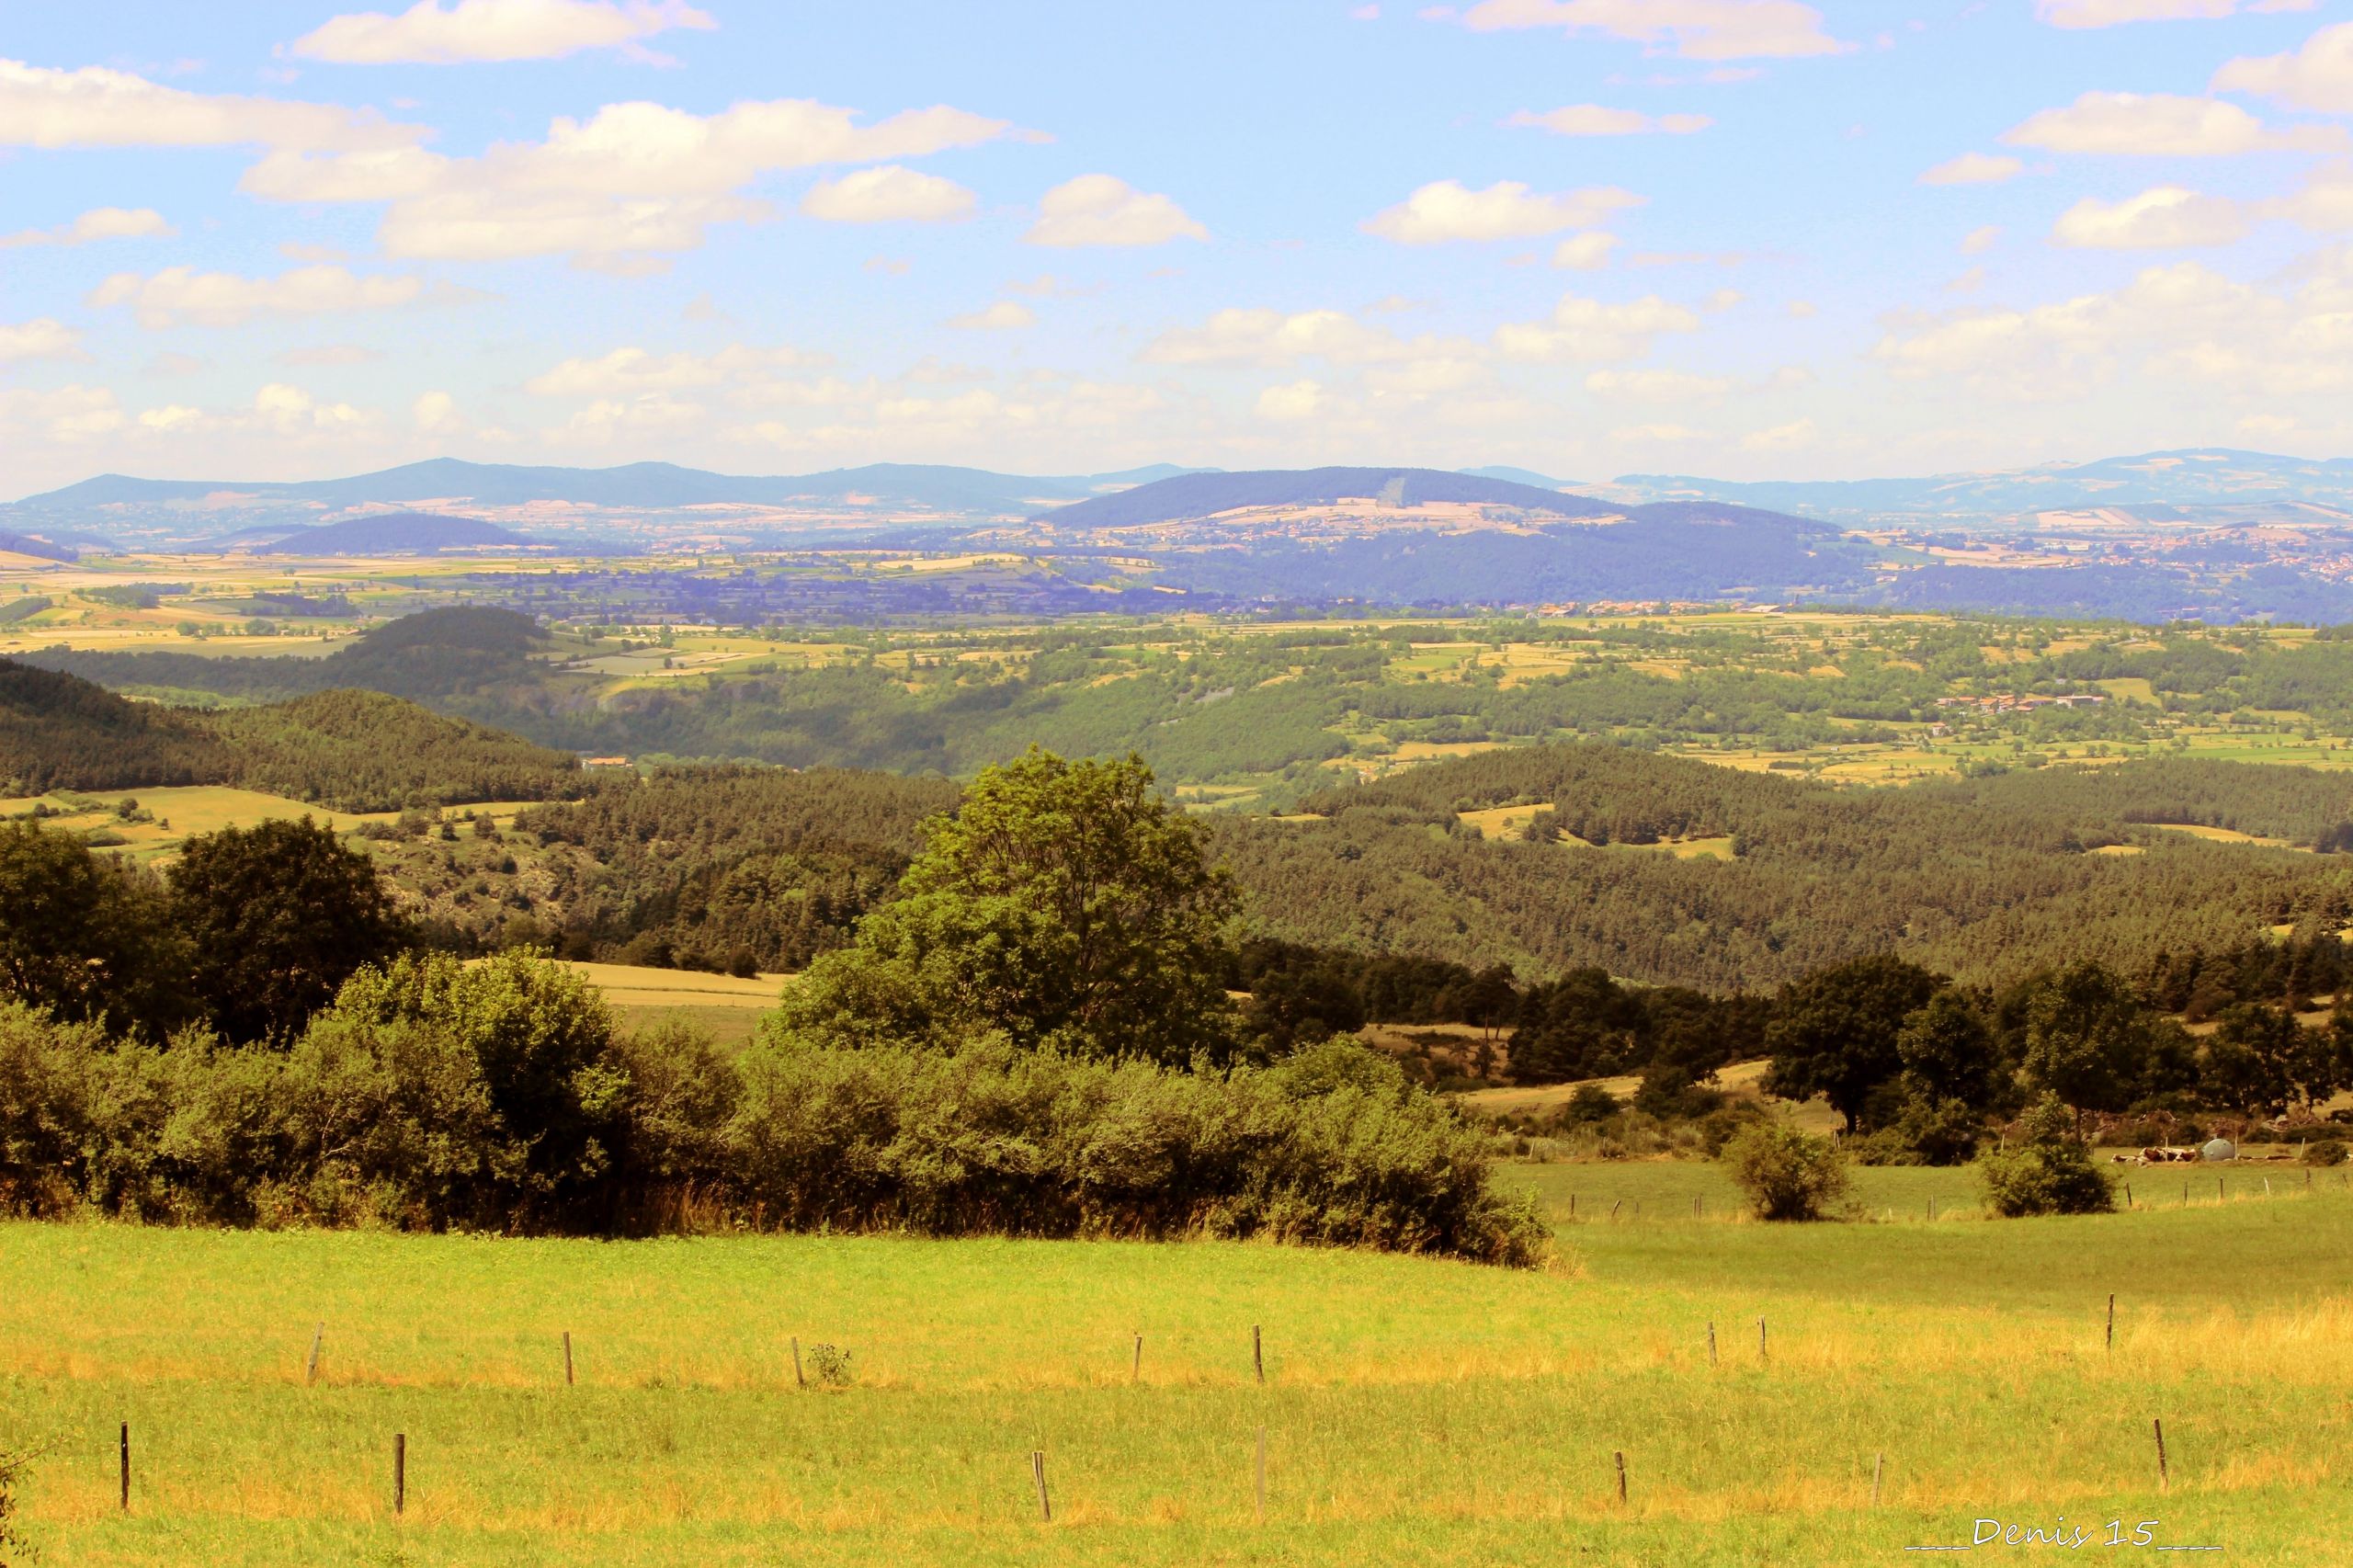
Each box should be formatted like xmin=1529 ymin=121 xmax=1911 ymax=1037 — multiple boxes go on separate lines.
xmin=4 ymin=1190 xmax=2350 ymax=1564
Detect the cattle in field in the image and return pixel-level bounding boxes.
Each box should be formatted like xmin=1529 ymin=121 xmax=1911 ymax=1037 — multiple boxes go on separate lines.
xmin=2138 ymin=1146 xmax=2199 ymax=1164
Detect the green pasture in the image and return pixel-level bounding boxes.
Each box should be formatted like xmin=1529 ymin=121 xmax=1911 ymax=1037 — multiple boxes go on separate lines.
xmin=3 ymin=1183 xmax=2349 ymax=1565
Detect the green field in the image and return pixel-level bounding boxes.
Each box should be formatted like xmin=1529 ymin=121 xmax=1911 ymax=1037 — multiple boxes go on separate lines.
xmin=5 ymin=1181 xmax=2349 ymax=1565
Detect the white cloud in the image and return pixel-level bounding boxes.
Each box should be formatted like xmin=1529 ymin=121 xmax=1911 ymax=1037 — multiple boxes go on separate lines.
xmin=1143 ymin=307 xmax=1470 ymax=367
xmin=2269 ymin=159 xmax=2353 ymax=233
xmin=1553 ymin=231 xmax=1621 ymax=269
xmin=1961 ymin=224 xmax=2003 ymax=254
xmin=275 ymin=343 xmax=385 ymax=366
xmin=290 ymin=0 xmax=715 ymax=64
xmin=2213 ymin=21 xmax=2353 ymax=114
xmin=2051 ymin=185 xmax=2248 ymax=248
xmin=0 ymin=318 xmax=84 ymax=361
xmin=244 ymin=98 xmax=1008 ymax=267
xmin=1026 ymin=175 xmax=1206 ymax=247
xmin=1786 ymin=299 xmax=1818 ymax=317
xmin=1871 ymin=256 xmax=2353 ymax=403
xmin=413 ymin=389 xmax=461 ymax=434
xmin=0 ymin=58 xmax=418 ymax=152
xmin=1919 ymin=152 xmax=2024 ymax=186
xmin=1363 ymin=178 xmax=1643 ymax=244
xmin=947 ymin=301 xmax=1036 ymax=330
xmin=1458 ymin=0 xmax=1847 ymax=61
xmin=85 ymin=265 xmax=483 ymax=328
xmin=0 ymin=207 xmax=175 ymax=249
xmin=2039 ymin=0 xmax=2313 ymax=28
xmin=1256 ymin=380 xmax=1324 ymax=421
xmin=1494 ymin=291 xmax=1702 ymax=362
xmin=800 ymin=165 xmax=977 ymax=223
xmin=1 ymin=384 xmax=124 ymax=442
xmin=1585 ymin=368 xmax=1733 ymax=403
xmin=559 ymin=390 xmax=708 ymax=439
xmin=1506 ymin=105 xmax=1712 ymax=136
xmin=525 ymin=343 xmax=817 ymax=396
xmin=1741 ymin=416 xmax=1816 ymax=452
xmin=2004 ymin=91 xmax=2338 ymax=156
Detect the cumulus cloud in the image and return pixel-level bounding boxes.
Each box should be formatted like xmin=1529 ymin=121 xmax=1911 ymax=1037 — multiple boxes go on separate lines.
xmin=0 ymin=58 xmax=419 ymax=152
xmin=2039 ymin=0 xmax=2313 ymax=28
xmin=1026 ymin=175 xmax=1206 ymax=246
xmin=1506 ymin=105 xmax=1711 ymax=135
xmin=1919 ymin=152 xmax=2024 ymax=186
xmin=801 ymin=165 xmax=977 ymax=223
xmin=244 ymin=98 xmax=1008 ymax=267
xmin=1457 ymin=0 xmax=1847 ymax=61
xmin=290 ymin=0 xmax=715 ymax=64
xmin=2051 ymin=186 xmax=2248 ymax=248
xmin=1871 ymin=256 xmax=2353 ymax=403
xmin=1363 ymin=179 xmax=1643 ymax=244
xmin=525 ymin=343 xmax=818 ymax=396
xmin=85 ymin=265 xmax=485 ymax=328
xmin=413 ymin=389 xmax=461 ymax=434
xmin=1585 ymin=367 xmax=1733 ymax=403
xmin=1143 ymin=307 xmax=1476 ymax=368
xmin=1741 ymin=416 xmax=1817 ymax=452
xmin=2213 ymin=21 xmax=2353 ymax=114
xmin=1962 ymin=224 xmax=2004 ymax=254
xmin=1553 ymin=231 xmax=1621 ymax=270
xmin=2003 ymin=91 xmax=2339 ymax=156
xmin=947 ymin=301 xmax=1036 ymax=330
xmin=1494 ymin=292 xmax=1702 ymax=362
xmin=0 ymin=207 xmax=175 ymax=248
xmin=1255 ymin=380 xmax=1324 ymax=421
xmin=0 ymin=318 xmax=84 ymax=361
xmin=1 ymin=384 xmax=124 ymax=443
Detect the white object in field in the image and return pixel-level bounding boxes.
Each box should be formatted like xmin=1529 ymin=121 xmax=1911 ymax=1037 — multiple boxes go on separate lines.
xmin=2200 ymin=1138 xmax=2235 ymax=1162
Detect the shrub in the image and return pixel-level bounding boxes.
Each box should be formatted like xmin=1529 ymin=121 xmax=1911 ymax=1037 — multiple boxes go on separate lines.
xmin=1849 ymin=1096 xmax=1982 ymax=1167
xmin=1980 ymin=1095 xmax=2116 ymax=1218
xmin=1721 ymin=1122 xmax=1851 ymax=1221
xmin=803 ymin=1344 xmax=853 ymax=1388
xmin=2304 ymin=1138 xmax=2347 ymax=1167
xmin=0 ymin=1443 xmax=34 ymax=1566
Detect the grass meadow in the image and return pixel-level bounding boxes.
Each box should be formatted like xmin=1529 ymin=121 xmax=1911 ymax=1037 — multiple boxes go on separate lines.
xmin=3 ymin=1176 xmax=2350 ymax=1565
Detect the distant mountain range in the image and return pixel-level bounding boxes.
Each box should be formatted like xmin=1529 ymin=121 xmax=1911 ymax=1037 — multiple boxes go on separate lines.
xmin=1616 ymin=449 xmax=2353 ymax=523
xmin=1031 ymin=467 xmax=1624 ymax=529
xmin=9 ymin=459 xmax=1223 ymax=519
xmin=210 ymin=511 xmax=532 ymax=555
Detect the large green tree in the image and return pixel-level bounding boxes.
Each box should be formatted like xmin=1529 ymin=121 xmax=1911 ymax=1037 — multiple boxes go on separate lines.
xmin=0 ymin=819 xmax=188 ymax=1037
xmin=1761 ymin=954 xmax=1944 ymax=1131
xmin=775 ymin=748 xmax=1243 ymax=1064
xmin=169 ymin=817 xmax=410 ymax=1043
xmin=2021 ymin=960 xmax=2180 ymax=1124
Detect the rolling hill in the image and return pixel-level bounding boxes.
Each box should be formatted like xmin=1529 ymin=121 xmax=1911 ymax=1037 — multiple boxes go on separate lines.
xmin=1030 ymin=467 xmax=1625 ymax=529
xmin=228 ymin=511 xmax=532 ymax=555
xmin=0 ymin=653 xmax=581 ymax=810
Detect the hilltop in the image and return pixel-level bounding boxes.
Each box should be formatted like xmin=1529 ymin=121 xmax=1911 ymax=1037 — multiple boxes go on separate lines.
xmin=1029 ymin=467 xmax=1625 ymax=529
xmin=222 ymin=511 xmax=533 ymax=555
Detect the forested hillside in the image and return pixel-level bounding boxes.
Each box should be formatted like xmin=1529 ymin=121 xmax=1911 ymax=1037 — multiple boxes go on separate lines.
xmin=1226 ymin=744 xmax=2353 ymax=990
xmin=1 ymin=658 xmax=233 ymax=794
xmin=0 ymin=657 xmax=579 ymax=811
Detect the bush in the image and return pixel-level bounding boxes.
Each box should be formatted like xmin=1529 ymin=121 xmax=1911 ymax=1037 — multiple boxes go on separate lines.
xmin=1720 ymin=1122 xmax=1851 ymax=1221
xmin=1849 ymin=1096 xmax=1982 ymax=1166
xmin=1980 ymin=1095 xmax=2116 ymax=1218
xmin=2305 ymin=1138 xmax=2347 ymax=1167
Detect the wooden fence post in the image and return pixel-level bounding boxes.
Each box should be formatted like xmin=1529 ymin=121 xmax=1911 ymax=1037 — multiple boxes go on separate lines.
xmin=1253 ymin=1324 xmax=1264 ymax=1384
xmin=1030 ymin=1449 xmax=1051 ymax=1522
xmin=1614 ymin=1450 xmax=1628 ymax=1505
xmin=306 ymin=1322 xmax=324 ymax=1386
xmin=1131 ymin=1334 xmax=1142 ymax=1384
xmin=393 ymin=1433 xmax=406 ymax=1518
xmin=1707 ymin=1321 xmax=1717 ymax=1366
xmin=1758 ymin=1317 xmax=1768 ymax=1361
xmin=2106 ymin=1293 xmax=2115 ymax=1353
xmin=119 ymin=1423 xmax=129 ymax=1513
xmin=791 ymin=1336 xmax=804 ymax=1389
xmin=563 ymin=1331 xmax=574 ymax=1387
xmin=1871 ymin=1452 xmax=1883 ymax=1507
xmin=2153 ymin=1418 xmax=2168 ymax=1494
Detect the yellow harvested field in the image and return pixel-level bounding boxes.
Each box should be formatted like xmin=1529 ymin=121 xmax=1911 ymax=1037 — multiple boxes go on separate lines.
xmin=555 ymin=960 xmax=790 ymax=1010
xmin=2151 ymin=823 xmax=2295 ymax=848
xmin=1461 ymin=1058 xmax=1775 ymax=1118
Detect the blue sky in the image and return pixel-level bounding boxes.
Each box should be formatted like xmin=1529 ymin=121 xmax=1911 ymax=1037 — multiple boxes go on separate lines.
xmin=5 ymin=0 xmax=2353 ymax=494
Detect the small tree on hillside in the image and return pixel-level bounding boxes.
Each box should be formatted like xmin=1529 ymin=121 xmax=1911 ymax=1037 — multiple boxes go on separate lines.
xmin=774 ymin=748 xmax=1242 ymax=1065
xmin=0 ymin=819 xmax=188 ymax=1038
xmin=169 ymin=817 xmax=410 ymax=1044
xmin=2021 ymin=960 xmax=2158 ymax=1127
xmin=1722 ymin=1122 xmax=1851 ymax=1221
xmin=1979 ymin=1094 xmax=2115 ymax=1218
xmin=1761 ymin=955 xmax=1945 ymax=1132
